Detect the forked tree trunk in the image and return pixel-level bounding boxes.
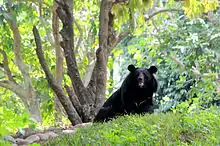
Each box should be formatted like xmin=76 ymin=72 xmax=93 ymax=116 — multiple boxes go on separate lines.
xmin=34 ymin=0 xmax=129 ymax=125
xmin=0 ymin=8 xmax=42 ymax=123
xmin=33 ymin=26 xmax=82 ymax=125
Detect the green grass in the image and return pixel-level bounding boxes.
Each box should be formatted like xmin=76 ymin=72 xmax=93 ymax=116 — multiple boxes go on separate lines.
xmin=45 ymin=107 xmax=220 ymax=146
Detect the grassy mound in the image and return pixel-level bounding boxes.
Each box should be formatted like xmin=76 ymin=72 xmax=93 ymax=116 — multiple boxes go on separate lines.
xmin=45 ymin=107 xmax=219 ymax=145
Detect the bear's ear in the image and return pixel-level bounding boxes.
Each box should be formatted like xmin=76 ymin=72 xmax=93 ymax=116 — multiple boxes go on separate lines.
xmin=127 ymin=64 xmax=136 ymax=72
xmin=148 ymin=66 xmax=157 ymax=74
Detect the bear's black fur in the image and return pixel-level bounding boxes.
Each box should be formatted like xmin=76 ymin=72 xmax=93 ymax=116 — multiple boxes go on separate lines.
xmin=93 ymin=64 xmax=158 ymax=122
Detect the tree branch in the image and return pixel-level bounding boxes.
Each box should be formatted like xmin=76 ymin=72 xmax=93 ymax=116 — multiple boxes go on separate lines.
xmin=52 ymin=0 xmax=66 ymax=120
xmin=73 ymin=16 xmax=83 ymax=52
xmin=88 ymin=0 xmax=128 ymax=110
xmin=110 ymin=31 xmax=129 ymax=51
xmin=64 ymin=85 xmax=82 ymax=115
xmin=56 ymin=0 xmax=90 ymax=104
xmin=88 ymin=0 xmax=115 ymax=111
xmin=169 ymin=56 xmax=185 ymax=71
xmin=191 ymin=66 xmax=220 ymax=82
xmin=0 ymin=80 xmax=25 ymax=98
xmin=145 ymin=8 xmax=182 ymax=21
xmin=204 ymin=11 xmax=217 ymax=24
xmin=0 ymin=80 xmax=30 ymax=111
xmin=0 ymin=49 xmax=16 ymax=83
xmin=0 ymin=68 xmax=4 ymax=73
xmin=52 ymin=1 xmax=63 ymax=86
xmin=7 ymin=9 xmax=34 ymax=90
xmin=169 ymin=56 xmax=219 ymax=83
xmin=33 ymin=25 xmax=82 ymax=125
xmin=38 ymin=0 xmax=42 ymax=17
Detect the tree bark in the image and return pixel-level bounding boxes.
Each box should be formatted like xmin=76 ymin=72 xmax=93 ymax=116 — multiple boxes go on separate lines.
xmin=2 ymin=9 xmax=42 ymax=122
xmin=33 ymin=26 xmax=82 ymax=125
xmin=86 ymin=0 xmax=131 ymax=118
xmin=0 ymin=53 xmax=33 ymax=112
xmin=23 ymin=90 xmax=42 ymax=122
xmin=0 ymin=80 xmax=42 ymax=122
xmin=52 ymin=0 xmax=65 ymax=122
xmin=0 ymin=50 xmax=16 ymax=83
xmin=88 ymin=0 xmax=115 ymax=114
xmin=32 ymin=0 xmax=130 ymax=124
xmin=56 ymin=0 xmax=92 ymax=105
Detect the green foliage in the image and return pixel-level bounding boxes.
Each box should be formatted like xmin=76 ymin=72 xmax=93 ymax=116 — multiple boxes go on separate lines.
xmin=30 ymin=143 xmax=41 ymax=146
xmin=112 ymin=0 xmax=153 ymax=32
xmin=128 ymin=0 xmax=153 ymax=12
xmin=45 ymin=107 xmax=220 ymax=145
xmin=111 ymin=0 xmax=218 ymax=34
xmin=0 ymin=89 xmax=38 ymax=143
xmin=153 ymin=15 xmax=220 ymax=111
xmin=114 ymin=7 xmax=220 ymax=113
xmin=112 ymin=4 xmax=129 ymax=24
xmin=0 ymin=0 xmax=219 ymax=136
xmin=0 ymin=107 xmax=36 ymax=145
xmin=0 ymin=0 xmax=102 ymax=127
xmin=183 ymin=0 xmax=218 ymax=18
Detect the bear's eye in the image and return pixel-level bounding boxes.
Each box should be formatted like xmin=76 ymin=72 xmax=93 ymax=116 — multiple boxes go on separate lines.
xmin=143 ymin=72 xmax=149 ymax=80
xmin=145 ymin=75 xmax=148 ymax=80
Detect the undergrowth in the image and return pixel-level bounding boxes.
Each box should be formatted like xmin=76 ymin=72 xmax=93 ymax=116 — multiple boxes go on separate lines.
xmin=45 ymin=107 xmax=220 ymax=146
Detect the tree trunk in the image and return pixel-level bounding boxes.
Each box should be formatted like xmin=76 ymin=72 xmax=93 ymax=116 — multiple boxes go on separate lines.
xmin=0 ymin=8 xmax=43 ymax=123
xmin=0 ymin=80 xmax=42 ymax=122
xmin=33 ymin=26 xmax=82 ymax=125
xmin=88 ymin=0 xmax=115 ymax=115
xmin=52 ymin=0 xmax=65 ymax=122
xmin=23 ymin=92 xmax=42 ymax=123
xmin=33 ymin=0 xmax=129 ymax=125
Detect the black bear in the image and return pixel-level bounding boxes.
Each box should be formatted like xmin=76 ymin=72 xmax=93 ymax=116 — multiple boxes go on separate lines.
xmin=93 ymin=64 xmax=158 ymax=122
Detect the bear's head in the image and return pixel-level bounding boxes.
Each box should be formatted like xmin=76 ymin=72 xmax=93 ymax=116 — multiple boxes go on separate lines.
xmin=128 ymin=64 xmax=158 ymax=92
